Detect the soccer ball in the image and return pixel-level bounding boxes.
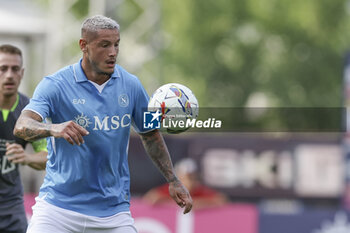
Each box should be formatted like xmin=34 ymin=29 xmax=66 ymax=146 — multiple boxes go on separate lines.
xmin=148 ymin=83 xmax=199 ymax=134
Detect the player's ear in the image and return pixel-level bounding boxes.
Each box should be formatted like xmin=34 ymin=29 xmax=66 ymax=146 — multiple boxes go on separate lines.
xmin=79 ymin=38 xmax=87 ymax=53
xmin=20 ymin=67 xmax=24 ymax=78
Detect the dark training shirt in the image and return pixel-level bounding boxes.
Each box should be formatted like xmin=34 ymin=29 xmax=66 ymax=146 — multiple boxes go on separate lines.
xmin=0 ymin=93 xmax=29 ymax=213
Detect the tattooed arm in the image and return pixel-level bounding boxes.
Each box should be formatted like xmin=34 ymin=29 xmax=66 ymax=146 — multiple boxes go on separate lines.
xmin=14 ymin=110 xmax=51 ymax=141
xmin=140 ymin=129 xmax=193 ymax=214
xmin=14 ymin=110 xmax=89 ymax=145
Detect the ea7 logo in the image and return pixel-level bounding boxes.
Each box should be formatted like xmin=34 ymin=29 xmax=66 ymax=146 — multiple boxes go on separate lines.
xmin=72 ymin=99 xmax=86 ymax=104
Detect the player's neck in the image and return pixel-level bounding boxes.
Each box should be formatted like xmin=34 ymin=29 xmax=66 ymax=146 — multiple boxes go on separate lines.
xmin=0 ymin=93 xmax=17 ymax=110
xmin=81 ymin=59 xmax=111 ymax=85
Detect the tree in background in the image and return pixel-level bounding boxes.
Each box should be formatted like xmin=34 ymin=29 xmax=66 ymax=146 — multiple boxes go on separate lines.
xmin=159 ymin=0 xmax=350 ymax=107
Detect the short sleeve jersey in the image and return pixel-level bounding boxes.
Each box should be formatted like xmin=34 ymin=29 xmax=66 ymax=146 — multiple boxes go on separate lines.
xmin=24 ymin=59 xmax=150 ymax=217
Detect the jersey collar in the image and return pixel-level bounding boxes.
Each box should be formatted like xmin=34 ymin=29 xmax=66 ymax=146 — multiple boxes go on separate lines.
xmin=1 ymin=94 xmax=19 ymax=122
xmin=73 ymin=58 xmax=121 ymax=83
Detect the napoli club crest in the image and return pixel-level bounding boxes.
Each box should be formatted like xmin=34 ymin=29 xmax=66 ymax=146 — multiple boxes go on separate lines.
xmin=118 ymin=94 xmax=129 ymax=107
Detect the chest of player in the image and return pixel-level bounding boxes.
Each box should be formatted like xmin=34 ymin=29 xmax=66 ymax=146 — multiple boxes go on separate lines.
xmin=54 ymin=79 xmax=134 ymax=132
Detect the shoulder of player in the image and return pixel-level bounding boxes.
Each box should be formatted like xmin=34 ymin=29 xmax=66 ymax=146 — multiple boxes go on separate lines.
xmin=115 ymin=64 xmax=140 ymax=84
xmin=18 ymin=92 xmax=29 ymax=101
xmin=44 ymin=64 xmax=75 ymax=84
xmin=16 ymin=92 xmax=30 ymax=110
xmin=10 ymin=92 xmax=30 ymax=115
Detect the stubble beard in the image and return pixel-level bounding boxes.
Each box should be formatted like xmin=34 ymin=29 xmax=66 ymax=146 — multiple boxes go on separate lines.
xmin=97 ymin=70 xmax=113 ymax=76
xmin=91 ymin=60 xmax=113 ymax=77
xmin=1 ymin=89 xmax=17 ymax=98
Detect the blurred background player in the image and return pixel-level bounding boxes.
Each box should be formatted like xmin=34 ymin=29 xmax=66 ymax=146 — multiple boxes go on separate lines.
xmin=144 ymin=158 xmax=228 ymax=210
xmin=14 ymin=15 xmax=192 ymax=233
xmin=0 ymin=44 xmax=47 ymax=233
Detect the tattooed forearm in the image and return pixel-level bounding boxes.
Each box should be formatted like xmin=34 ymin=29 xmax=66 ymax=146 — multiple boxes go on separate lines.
xmin=15 ymin=120 xmax=51 ymax=141
xmin=14 ymin=111 xmax=52 ymax=141
xmin=140 ymin=130 xmax=178 ymax=183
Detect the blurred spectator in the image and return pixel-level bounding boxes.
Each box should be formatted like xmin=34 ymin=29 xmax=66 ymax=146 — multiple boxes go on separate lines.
xmin=143 ymin=158 xmax=228 ymax=210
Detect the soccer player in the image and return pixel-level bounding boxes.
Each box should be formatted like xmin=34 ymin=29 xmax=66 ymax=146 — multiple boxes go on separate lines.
xmin=14 ymin=15 xmax=192 ymax=233
xmin=0 ymin=44 xmax=47 ymax=233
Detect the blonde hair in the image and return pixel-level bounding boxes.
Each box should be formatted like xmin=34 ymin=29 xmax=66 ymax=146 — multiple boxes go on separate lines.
xmin=81 ymin=15 xmax=120 ymax=37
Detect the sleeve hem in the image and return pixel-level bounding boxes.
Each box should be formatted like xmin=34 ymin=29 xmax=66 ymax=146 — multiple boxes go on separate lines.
xmin=22 ymin=108 xmax=44 ymax=121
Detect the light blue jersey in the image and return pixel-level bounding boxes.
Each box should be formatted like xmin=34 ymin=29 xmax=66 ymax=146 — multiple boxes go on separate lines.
xmin=24 ymin=59 xmax=150 ymax=217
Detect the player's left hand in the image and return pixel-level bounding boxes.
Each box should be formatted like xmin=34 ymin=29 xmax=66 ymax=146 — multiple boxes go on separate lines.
xmin=5 ymin=142 xmax=28 ymax=165
xmin=169 ymin=179 xmax=193 ymax=214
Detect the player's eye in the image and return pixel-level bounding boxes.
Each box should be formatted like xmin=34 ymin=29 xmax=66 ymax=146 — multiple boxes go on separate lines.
xmin=0 ymin=66 xmax=8 ymax=73
xmin=12 ymin=66 xmax=21 ymax=72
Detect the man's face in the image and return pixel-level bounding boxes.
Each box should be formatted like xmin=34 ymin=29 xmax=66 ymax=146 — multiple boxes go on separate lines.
xmin=179 ymin=172 xmax=200 ymax=192
xmin=83 ymin=29 xmax=120 ymax=75
xmin=0 ymin=53 xmax=23 ymax=97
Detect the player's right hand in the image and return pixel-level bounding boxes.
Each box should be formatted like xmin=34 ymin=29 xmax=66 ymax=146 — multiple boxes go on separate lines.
xmin=51 ymin=121 xmax=89 ymax=145
xmin=169 ymin=179 xmax=193 ymax=214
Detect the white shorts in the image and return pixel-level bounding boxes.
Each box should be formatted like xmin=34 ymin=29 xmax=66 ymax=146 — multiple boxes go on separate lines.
xmin=27 ymin=197 xmax=138 ymax=233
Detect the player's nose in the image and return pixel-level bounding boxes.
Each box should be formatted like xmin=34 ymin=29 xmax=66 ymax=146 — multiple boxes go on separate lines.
xmin=4 ymin=71 xmax=15 ymax=80
xmin=108 ymin=47 xmax=117 ymax=57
